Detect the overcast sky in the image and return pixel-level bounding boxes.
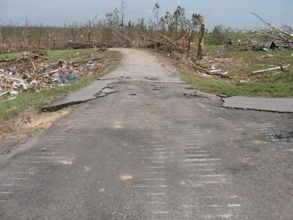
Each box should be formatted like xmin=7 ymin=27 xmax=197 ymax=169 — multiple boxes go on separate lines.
xmin=0 ymin=0 xmax=292 ymax=30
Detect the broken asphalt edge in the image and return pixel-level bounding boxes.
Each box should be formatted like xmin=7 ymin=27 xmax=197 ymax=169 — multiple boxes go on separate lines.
xmin=41 ymin=84 xmax=118 ymax=112
xmin=41 ymin=98 xmax=97 ymax=112
xmin=41 ymin=79 xmax=221 ymax=113
xmin=220 ymin=97 xmax=293 ymax=114
xmin=41 ymin=79 xmax=292 ymax=114
xmin=221 ymin=104 xmax=293 ymax=114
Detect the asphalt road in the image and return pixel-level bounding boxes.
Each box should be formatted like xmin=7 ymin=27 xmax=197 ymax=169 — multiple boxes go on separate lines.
xmin=0 ymin=49 xmax=293 ymax=220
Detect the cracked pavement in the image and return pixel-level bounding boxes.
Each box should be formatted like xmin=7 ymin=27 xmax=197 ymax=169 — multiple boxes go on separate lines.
xmin=0 ymin=49 xmax=293 ymax=220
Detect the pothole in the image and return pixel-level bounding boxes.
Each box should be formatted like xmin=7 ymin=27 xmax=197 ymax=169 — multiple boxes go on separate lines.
xmin=272 ymin=131 xmax=293 ymax=142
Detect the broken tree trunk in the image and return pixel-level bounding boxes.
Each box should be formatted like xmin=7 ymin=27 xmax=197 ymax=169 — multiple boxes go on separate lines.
xmin=191 ymin=62 xmax=230 ymax=79
xmin=197 ymin=16 xmax=205 ymax=59
xmin=140 ymin=34 xmax=165 ymax=49
xmin=0 ymin=91 xmax=10 ymax=97
xmin=111 ymin=28 xmax=134 ymax=46
xmin=159 ymin=34 xmax=185 ymax=53
xmin=252 ymin=64 xmax=290 ymax=75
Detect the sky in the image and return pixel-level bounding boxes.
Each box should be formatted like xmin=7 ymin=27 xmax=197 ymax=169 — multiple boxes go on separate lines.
xmin=0 ymin=0 xmax=292 ymax=30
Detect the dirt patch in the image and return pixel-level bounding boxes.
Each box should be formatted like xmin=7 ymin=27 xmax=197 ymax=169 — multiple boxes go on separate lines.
xmin=0 ymin=107 xmax=72 ymax=154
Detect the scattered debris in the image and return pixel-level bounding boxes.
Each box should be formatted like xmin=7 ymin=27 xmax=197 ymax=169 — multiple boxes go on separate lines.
xmin=227 ymin=14 xmax=293 ymax=51
xmin=0 ymin=51 xmax=110 ymax=99
xmin=251 ymin=13 xmax=293 ymax=47
xmin=0 ymin=91 xmax=9 ymax=97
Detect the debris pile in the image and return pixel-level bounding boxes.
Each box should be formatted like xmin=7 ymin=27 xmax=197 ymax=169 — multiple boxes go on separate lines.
xmin=227 ymin=14 xmax=293 ymax=52
xmin=251 ymin=13 xmax=293 ymax=49
xmin=181 ymin=55 xmax=231 ymax=79
xmin=0 ymin=52 xmax=53 ymax=96
xmin=0 ymin=51 xmax=108 ymax=98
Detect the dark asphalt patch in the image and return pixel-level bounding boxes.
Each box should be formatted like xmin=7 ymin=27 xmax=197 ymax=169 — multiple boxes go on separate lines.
xmin=273 ymin=131 xmax=293 ymax=142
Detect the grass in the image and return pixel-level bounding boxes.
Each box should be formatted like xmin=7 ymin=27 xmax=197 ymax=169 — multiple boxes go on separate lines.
xmin=0 ymin=49 xmax=97 ymax=67
xmin=205 ymin=45 xmax=293 ymax=76
xmin=0 ymin=50 xmax=121 ymax=123
xmin=0 ymin=51 xmax=25 ymax=61
xmin=48 ymin=49 xmax=97 ymax=60
xmin=178 ymin=67 xmax=293 ymax=97
xmin=176 ymin=44 xmax=293 ymax=97
xmin=223 ymin=50 xmax=292 ymax=73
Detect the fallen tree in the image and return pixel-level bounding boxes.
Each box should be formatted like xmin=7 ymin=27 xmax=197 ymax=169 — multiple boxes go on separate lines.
xmin=251 ymin=64 xmax=290 ymax=75
xmin=251 ymin=13 xmax=293 ymax=43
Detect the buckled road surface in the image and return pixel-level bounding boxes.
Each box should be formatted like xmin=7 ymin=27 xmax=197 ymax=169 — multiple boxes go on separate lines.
xmin=0 ymin=49 xmax=292 ymax=220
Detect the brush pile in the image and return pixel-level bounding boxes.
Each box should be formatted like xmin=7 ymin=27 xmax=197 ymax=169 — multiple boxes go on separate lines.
xmin=0 ymin=51 xmax=108 ymax=98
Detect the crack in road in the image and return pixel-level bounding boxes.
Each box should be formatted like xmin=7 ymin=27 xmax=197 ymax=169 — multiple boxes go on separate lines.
xmin=0 ymin=49 xmax=292 ymax=220
xmin=41 ymin=84 xmax=118 ymax=112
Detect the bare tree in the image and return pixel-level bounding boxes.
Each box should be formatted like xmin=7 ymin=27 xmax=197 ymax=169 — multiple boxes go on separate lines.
xmin=173 ymin=6 xmax=187 ymax=33
xmin=0 ymin=25 xmax=2 ymax=46
xmin=197 ymin=16 xmax=205 ymax=58
xmin=152 ymin=2 xmax=160 ymax=31
xmin=121 ymin=0 xmax=126 ymax=34
xmin=106 ymin=8 xmax=121 ymax=27
xmin=88 ymin=15 xmax=98 ymax=41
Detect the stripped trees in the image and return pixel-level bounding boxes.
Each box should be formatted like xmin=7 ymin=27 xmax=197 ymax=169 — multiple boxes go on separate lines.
xmin=251 ymin=13 xmax=293 ymax=44
xmin=137 ymin=5 xmax=212 ymax=76
xmin=197 ymin=16 xmax=205 ymax=58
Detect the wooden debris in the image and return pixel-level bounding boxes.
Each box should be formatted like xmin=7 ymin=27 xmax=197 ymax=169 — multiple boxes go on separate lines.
xmin=0 ymin=91 xmax=9 ymax=97
xmin=251 ymin=13 xmax=293 ymax=42
xmin=0 ymin=51 xmax=109 ymax=96
xmin=252 ymin=64 xmax=290 ymax=75
xmin=67 ymin=41 xmax=95 ymax=49
xmin=159 ymin=34 xmax=185 ymax=53
xmin=111 ymin=28 xmax=134 ymax=46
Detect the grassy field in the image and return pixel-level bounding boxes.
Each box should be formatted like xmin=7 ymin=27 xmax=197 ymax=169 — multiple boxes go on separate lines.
xmin=177 ymin=45 xmax=293 ymax=97
xmin=0 ymin=51 xmax=24 ymax=61
xmin=48 ymin=49 xmax=97 ymax=60
xmin=178 ymin=67 xmax=293 ymax=97
xmin=0 ymin=49 xmax=97 ymax=62
xmin=208 ymin=49 xmax=293 ymax=81
xmin=0 ymin=50 xmax=121 ymax=123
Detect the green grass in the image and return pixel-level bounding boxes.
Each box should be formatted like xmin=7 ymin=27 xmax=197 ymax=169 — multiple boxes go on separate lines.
xmin=178 ymin=67 xmax=293 ymax=97
xmin=225 ymin=50 xmax=292 ymax=67
xmin=178 ymin=44 xmax=293 ymax=97
xmin=0 ymin=49 xmax=97 ymax=65
xmin=201 ymin=44 xmax=293 ymax=84
xmin=48 ymin=49 xmax=97 ymax=60
xmin=0 ymin=51 xmax=25 ymax=60
xmin=225 ymin=50 xmax=292 ymax=82
xmin=0 ymin=50 xmax=121 ymax=123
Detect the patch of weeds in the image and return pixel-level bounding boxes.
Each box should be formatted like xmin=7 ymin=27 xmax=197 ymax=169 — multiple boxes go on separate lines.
xmin=178 ymin=67 xmax=293 ymax=97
